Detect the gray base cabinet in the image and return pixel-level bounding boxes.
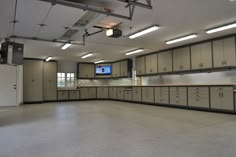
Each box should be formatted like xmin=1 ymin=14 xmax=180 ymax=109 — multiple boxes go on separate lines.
xmin=170 ymin=87 xmax=187 ymax=106
xmin=210 ymin=86 xmax=234 ymax=111
xmin=117 ymin=87 xmax=124 ymax=100
xmin=124 ymin=90 xmax=132 ymax=101
xmin=69 ymin=91 xmax=80 ymax=100
xmin=132 ymin=87 xmax=142 ymax=102
xmin=97 ymin=87 xmax=109 ymax=99
xmin=58 ymin=91 xmax=69 ymax=100
xmin=142 ymin=87 xmax=154 ymax=103
xmin=188 ymin=87 xmax=209 ymax=108
xmin=155 ymin=87 xmax=169 ymax=104
xmin=80 ymin=87 xmax=97 ymax=99
xmin=109 ymin=87 xmax=117 ymax=99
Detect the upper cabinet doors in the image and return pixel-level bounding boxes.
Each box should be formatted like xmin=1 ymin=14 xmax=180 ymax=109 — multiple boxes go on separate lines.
xmin=191 ymin=42 xmax=213 ymax=70
xmin=173 ymin=47 xmax=191 ymax=72
xmin=135 ymin=56 xmax=145 ymax=75
xmin=78 ymin=63 xmax=95 ymax=79
xmin=213 ymin=37 xmax=236 ymax=68
xmin=145 ymin=53 xmax=158 ymax=74
xmin=158 ymin=50 xmax=173 ymax=73
xmin=112 ymin=62 xmax=121 ymax=78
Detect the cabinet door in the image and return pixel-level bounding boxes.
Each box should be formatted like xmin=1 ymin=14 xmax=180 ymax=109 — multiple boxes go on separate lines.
xmin=78 ymin=64 xmax=94 ymax=78
xmin=155 ymin=87 xmax=169 ymax=104
xmin=120 ymin=60 xmax=128 ymax=77
xmin=173 ymin=47 xmax=190 ymax=72
xmin=124 ymin=91 xmax=132 ymax=101
xmin=80 ymin=88 xmax=88 ymax=99
xmin=97 ymin=88 xmax=103 ymax=99
xmin=112 ymin=62 xmax=121 ymax=77
xmin=102 ymin=87 xmax=109 ymax=99
xmin=88 ymin=88 xmax=96 ymax=99
xmin=69 ymin=91 xmax=79 ymax=100
xmin=43 ymin=62 xmax=57 ymax=101
xmin=158 ymin=51 xmax=173 ymax=73
xmin=132 ymin=87 xmax=142 ymax=102
xmin=213 ymin=37 xmax=236 ymax=67
xmin=142 ymin=87 xmax=154 ymax=103
xmin=58 ymin=91 xmax=69 ymax=100
xmin=136 ymin=56 xmax=145 ymax=75
xmin=109 ymin=87 xmax=117 ymax=99
xmin=191 ymin=42 xmax=212 ymax=70
xmin=23 ymin=60 xmax=43 ymax=102
xmin=145 ymin=53 xmax=158 ymax=74
xmin=224 ymin=37 xmax=236 ymax=67
xmin=211 ymin=87 xmax=234 ymax=111
xmin=170 ymin=87 xmax=187 ymax=106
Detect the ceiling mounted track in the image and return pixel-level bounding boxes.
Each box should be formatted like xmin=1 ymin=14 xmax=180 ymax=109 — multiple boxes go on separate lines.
xmin=39 ymin=0 xmax=153 ymax=20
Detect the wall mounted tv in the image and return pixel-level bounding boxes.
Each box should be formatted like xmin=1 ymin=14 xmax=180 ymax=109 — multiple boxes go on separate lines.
xmin=96 ymin=65 xmax=112 ymax=75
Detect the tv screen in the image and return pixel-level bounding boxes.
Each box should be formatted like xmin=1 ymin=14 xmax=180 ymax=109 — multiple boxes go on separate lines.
xmin=96 ymin=65 xmax=112 ymax=75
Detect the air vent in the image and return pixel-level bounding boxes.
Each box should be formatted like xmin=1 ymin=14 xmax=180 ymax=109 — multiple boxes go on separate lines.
xmin=60 ymin=29 xmax=79 ymax=40
xmin=73 ymin=11 xmax=99 ymax=28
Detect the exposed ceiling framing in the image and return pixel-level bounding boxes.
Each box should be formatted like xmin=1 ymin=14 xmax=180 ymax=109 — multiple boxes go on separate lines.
xmin=39 ymin=0 xmax=153 ymax=20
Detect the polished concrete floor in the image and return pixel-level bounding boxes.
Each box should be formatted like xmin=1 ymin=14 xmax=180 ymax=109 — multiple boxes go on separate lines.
xmin=1 ymin=101 xmax=236 ymax=157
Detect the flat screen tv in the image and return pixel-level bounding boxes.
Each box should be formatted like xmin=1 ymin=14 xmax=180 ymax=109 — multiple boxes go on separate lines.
xmin=96 ymin=65 xmax=112 ymax=75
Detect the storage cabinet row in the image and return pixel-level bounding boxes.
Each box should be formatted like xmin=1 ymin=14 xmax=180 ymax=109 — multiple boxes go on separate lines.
xmin=57 ymin=86 xmax=235 ymax=112
xmin=136 ymin=36 xmax=236 ymax=75
xmin=77 ymin=59 xmax=132 ymax=79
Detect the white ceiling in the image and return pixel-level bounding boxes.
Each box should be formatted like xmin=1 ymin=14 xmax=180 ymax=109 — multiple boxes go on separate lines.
xmin=0 ymin=0 xmax=236 ymax=62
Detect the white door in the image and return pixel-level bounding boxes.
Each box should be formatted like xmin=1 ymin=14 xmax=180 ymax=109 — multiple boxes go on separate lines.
xmin=0 ymin=65 xmax=17 ymax=106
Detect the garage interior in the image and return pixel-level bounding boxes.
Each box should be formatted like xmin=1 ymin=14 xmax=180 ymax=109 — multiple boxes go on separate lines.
xmin=1 ymin=0 xmax=236 ymax=157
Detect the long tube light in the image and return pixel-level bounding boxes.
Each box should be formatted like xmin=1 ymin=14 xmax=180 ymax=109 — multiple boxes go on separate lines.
xmin=125 ymin=48 xmax=144 ymax=56
xmin=94 ymin=59 xmax=105 ymax=64
xmin=61 ymin=43 xmax=72 ymax=50
xmin=45 ymin=56 xmax=52 ymax=62
xmin=129 ymin=25 xmax=160 ymax=39
xmin=206 ymin=23 xmax=236 ymax=34
xmin=81 ymin=53 xmax=93 ymax=59
xmin=166 ymin=34 xmax=198 ymax=45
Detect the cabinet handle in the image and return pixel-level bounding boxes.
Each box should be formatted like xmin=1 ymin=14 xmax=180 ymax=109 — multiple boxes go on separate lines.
xmin=222 ymin=92 xmax=224 ymax=97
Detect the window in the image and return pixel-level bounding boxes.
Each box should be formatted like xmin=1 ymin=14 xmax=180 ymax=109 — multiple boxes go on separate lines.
xmin=57 ymin=73 xmax=65 ymax=87
xmin=57 ymin=72 xmax=75 ymax=88
xmin=66 ymin=73 xmax=75 ymax=87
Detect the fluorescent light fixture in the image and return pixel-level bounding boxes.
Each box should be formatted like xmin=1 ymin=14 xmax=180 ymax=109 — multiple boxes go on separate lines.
xmin=94 ymin=59 xmax=105 ymax=64
xmin=166 ymin=34 xmax=198 ymax=45
xmin=106 ymin=29 xmax=113 ymax=36
xmin=45 ymin=56 xmax=52 ymax=62
xmin=129 ymin=25 xmax=160 ymax=39
xmin=206 ymin=23 xmax=236 ymax=34
xmin=81 ymin=53 xmax=93 ymax=59
xmin=125 ymin=49 xmax=144 ymax=56
xmin=61 ymin=43 xmax=72 ymax=50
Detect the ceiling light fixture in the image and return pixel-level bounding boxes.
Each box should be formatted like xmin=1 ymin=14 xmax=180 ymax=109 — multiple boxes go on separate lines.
xmin=206 ymin=23 xmax=236 ymax=34
xmin=81 ymin=53 xmax=93 ymax=59
xmin=45 ymin=56 xmax=52 ymax=62
xmin=94 ymin=59 xmax=105 ymax=64
xmin=61 ymin=43 xmax=72 ymax=50
xmin=166 ymin=34 xmax=198 ymax=44
xmin=125 ymin=48 xmax=144 ymax=56
xmin=129 ymin=25 xmax=160 ymax=39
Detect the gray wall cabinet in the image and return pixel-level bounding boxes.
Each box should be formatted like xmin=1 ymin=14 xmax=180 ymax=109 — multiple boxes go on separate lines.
xmin=136 ymin=56 xmax=145 ymax=75
xmin=173 ymin=47 xmax=191 ymax=72
xmin=77 ymin=63 xmax=95 ymax=78
xmin=145 ymin=53 xmax=158 ymax=74
xmin=191 ymin=42 xmax=213 ymax=70
xmin=213 ymin=37 xmax=236 ymax=68
xmin=158 ymin=50 xmax=173 ymax=73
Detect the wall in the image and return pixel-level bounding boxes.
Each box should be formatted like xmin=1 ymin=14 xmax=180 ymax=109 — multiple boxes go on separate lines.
xmin=141 ymin=70 xmax=236 ymax=85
